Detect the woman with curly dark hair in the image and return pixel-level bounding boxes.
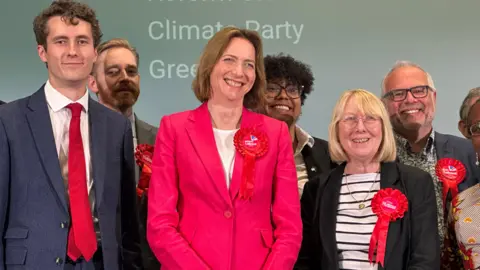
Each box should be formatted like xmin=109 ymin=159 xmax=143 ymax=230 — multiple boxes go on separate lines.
xmin=264 ymin=53 xmax=337 ymax=197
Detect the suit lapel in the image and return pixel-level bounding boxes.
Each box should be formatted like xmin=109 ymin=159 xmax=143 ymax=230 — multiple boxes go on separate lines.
xmin=89 ymin=99 xmax=108 ymax=208
xmin=26 ymin=87 xmax=69 ymax=214
xmin=186 ymin=103 xmax=231 ymax=204
xmin=307 ymin=142 xmax=331 ymax=175
xmin=319 ymin=163 xmax=345 ymax=268
xmin=228 ymin=108 xmax=263 ymax=200
xmin=135 ymin=115 xmax=156 ymax=145
xmin=380 ymin=162 xmax=404 ymax=267
xmin=311 ymin=147 xmax=327 ymax=173
xmin=434 ymin=132 xmax=452 ymax=159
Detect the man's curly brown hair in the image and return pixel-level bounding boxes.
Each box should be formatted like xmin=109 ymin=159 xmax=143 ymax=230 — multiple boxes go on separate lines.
xmin=33 ymin=0 xmax=102 ymax=50
xmin=264 ymin=53 xmax=315 ymax=105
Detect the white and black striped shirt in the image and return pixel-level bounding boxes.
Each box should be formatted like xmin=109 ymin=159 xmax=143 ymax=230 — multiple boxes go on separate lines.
xmin=336 ymin=173 xmax=380 ymax=270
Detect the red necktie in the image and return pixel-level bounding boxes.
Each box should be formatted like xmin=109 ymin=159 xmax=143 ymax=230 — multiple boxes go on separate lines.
xmin=66 ymin=103 xmax=97 ymax=262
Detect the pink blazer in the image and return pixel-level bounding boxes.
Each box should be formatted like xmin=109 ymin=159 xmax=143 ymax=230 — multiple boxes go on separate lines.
xmin=147 ymin=103 xmax=302 ymax=270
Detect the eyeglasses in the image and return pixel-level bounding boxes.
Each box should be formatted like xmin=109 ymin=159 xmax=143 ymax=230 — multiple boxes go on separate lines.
xmin=382 ymin=85 xmax=432 ymax=102
xmin=266 ymin=82 xmax=304 ymax=99
xmin=469 ymin=121 xmax=480 ymax=136
xmin=340 ymin=115 xmax=380 ymax=128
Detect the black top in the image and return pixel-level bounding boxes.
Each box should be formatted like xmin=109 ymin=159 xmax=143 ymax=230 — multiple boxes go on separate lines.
xmin=295 ymin=161 xmax=440 ymax=270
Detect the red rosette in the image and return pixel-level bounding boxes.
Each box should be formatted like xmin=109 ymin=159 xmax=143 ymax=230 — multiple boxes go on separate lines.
xmin=435 ymin=158 xmax=466 ymax=207
xmin=233 ymin=127 xmax=268 ymax=200
xmin=135 ymin=144 xmax=154 ymax=168
xmin=135 ymin=144 xmax=155 ymax=198
xmin=369 ymin=188 xmax=408 ymax=267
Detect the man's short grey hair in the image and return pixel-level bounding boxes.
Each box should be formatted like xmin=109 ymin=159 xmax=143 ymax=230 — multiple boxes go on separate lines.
xmin=459 ymin=87 xmax=480 ymax=121
xmin=381 ymin=60 xmax=436 ymax=94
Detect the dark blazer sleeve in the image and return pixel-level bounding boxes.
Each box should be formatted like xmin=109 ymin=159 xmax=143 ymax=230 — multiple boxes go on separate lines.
xmin=120 ymin=119 xmax=143 ymax=269
xmin=0 ymin=115 xmax=9 ymax=269
xmin=295 ymin=174 xmax=325 ymax=270
xmin=402 ymin=165 xmax=440 ymax=269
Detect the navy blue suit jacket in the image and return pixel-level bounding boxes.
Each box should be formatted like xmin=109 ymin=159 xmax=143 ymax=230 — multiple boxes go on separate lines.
xmin=435 ymin=132 xmax=480 ymax=191
xmin=0 ymin=87 xmax=142 ymax=269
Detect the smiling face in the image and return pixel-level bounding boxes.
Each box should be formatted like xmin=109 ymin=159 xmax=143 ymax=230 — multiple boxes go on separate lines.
xmin=37 ymin=16 xmax=97 ymax=88
xmin=209 ymin=37 xmax=256 ymax=105
xmin=92 ymin=47 xmax=140 ymax=113
xmin=338 ymin=97 xmax=383 ymax=163
xmin=264 ymin=78 xmax=302 ymax=127
xmin=382 ymin=66 xmax=436 ymax=133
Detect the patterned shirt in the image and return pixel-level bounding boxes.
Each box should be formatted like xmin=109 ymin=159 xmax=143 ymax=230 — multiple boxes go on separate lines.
xmin=294 ymin=125 xmax=314 ymax=197
xmin=395 ymin=132 xmax=444 ymax=239
xmin=449 ymin=183 xmax=480 ymax=269
xmin=395 ymin=131 xmax=464 ymax=269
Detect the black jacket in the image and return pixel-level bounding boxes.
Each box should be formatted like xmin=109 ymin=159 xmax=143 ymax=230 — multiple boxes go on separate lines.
xmin=301 ymin=137 xmax=337 ymax=181
xmin=295 ymin=162 xmax=440 ymax=270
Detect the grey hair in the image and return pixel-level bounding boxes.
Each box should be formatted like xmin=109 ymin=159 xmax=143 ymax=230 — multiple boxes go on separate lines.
xmin=381 ymin=60 xmax=436 ymax=94
xmin=459 ymin=87 xmax=480 ymax=121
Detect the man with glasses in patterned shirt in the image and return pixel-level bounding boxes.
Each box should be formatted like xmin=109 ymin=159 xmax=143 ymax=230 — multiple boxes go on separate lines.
xmin=381 ymin=60 xmax=479 ymax=269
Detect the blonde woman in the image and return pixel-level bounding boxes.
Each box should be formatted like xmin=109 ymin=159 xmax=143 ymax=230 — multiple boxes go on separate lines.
xmin=295 ymin=89 xmax=439 ymax=270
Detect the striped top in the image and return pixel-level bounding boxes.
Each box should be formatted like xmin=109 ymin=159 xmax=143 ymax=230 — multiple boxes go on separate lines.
xmin=336 ymin=173 xmax=380 ymax=270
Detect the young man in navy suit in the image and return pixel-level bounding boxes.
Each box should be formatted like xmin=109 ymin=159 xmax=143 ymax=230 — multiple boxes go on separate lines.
xmin=0 ymin=1 xmax=142 ymax=269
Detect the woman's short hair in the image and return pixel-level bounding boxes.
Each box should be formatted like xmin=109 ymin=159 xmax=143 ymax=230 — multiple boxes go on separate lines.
xmin=192 ymin=26 xmax=266 ymax=112
xmin=328 ymin=89 xmax=397 ymax=163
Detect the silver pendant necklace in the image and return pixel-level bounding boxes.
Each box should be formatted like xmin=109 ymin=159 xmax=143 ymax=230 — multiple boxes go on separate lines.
xmin=344 ymin=173 xmax=379 ymax=209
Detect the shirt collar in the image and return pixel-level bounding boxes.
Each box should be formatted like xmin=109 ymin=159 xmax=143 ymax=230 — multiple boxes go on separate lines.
xmin=294 ymin=125 xmax=315 ymax=155
xmin=395 ymin=129 xmax=435 ymax=156
xmin=128 ymin=112 xmax=137 ymax=137
xmin=44 ymin=80 xmax=89 ymax=112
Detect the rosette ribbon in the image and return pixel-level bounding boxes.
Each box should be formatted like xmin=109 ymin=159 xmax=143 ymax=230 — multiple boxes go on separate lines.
xmin=134 ymin=144 xmax=154 ymax=198
xmin=233 ymin=127 xmax=268 ymax=200
xmin=435 ymin=158 xmax=466 ymax=207
xmin=369 ymin=188 xmax=408 ymax=267
xmin=459 ymin=242 xmax=475 ymax=269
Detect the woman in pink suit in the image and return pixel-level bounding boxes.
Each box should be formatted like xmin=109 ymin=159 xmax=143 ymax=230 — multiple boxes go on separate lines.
xmin=147 ymin=26 xmax=302 ymax=270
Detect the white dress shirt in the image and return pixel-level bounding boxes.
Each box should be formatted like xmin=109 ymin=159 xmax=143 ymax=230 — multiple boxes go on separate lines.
xmin=44 ymin=80 xmax=94 ymax=207
xmin=128 ymin=112 xmax=140 ymax=184
xmin=128 ymin=112 xmax=138 ymax=150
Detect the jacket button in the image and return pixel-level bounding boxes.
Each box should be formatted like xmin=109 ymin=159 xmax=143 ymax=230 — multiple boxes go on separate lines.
xmin=311 ymin=167 xmax=316 ymax=172
xmin=60 ymin=222 xmax=67 ymax=229
xmin=224 ymin=210 xmax=232 ymax=219
xmin=55 ymin=257 xmax=63 ymax=265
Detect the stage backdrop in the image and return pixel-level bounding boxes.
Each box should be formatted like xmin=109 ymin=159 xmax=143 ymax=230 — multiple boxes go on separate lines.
xmin=2 ymin=0 xmax=480 ymax=139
